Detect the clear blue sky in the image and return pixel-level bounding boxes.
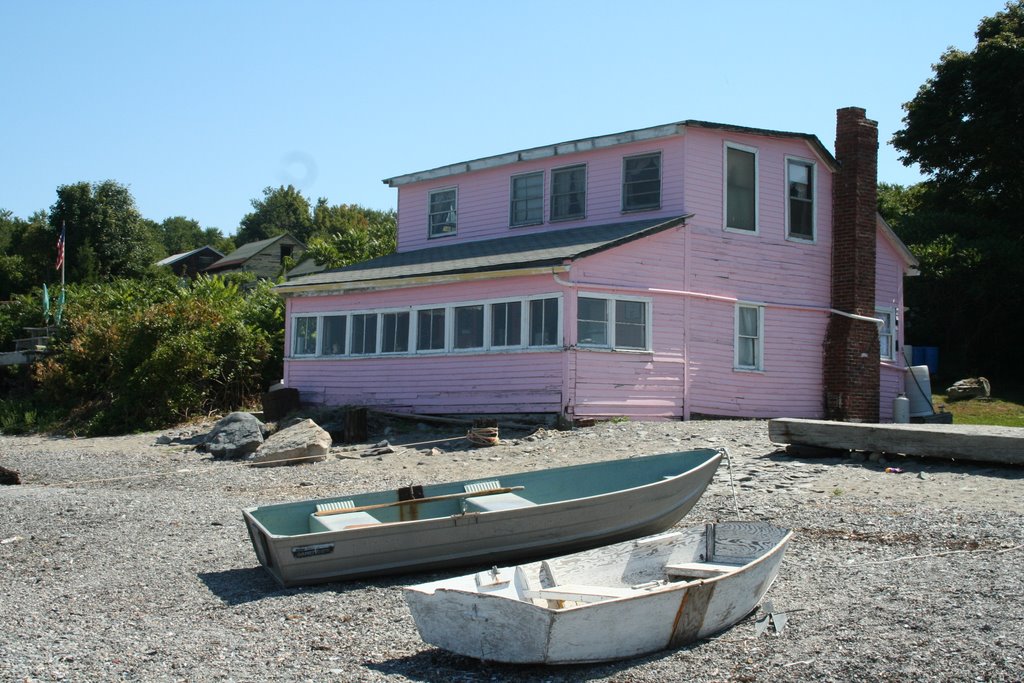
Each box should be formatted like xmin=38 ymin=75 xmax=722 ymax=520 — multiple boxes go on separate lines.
xmin=0 ymin=0 xmax=1006 ymax=236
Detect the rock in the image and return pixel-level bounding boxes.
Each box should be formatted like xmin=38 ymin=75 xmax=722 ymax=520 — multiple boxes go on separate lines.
xmin=945 ymin=377 xmax=990 ymax=401
xmin=0 ymin=465 xmax=21 ymax=485
xmin=249 ymin=419 xmax=330 ymax=468
xmin=205 ymin=412 xmax=266 ymax=459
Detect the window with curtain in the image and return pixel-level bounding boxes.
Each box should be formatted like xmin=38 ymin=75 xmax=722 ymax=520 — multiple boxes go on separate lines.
xmin=292 ymin=316 xmax=318 ymax=356
xmin=428 ymin=188 xmax=457 ymax=237
xmin=726 ymin=145 xmax=757 ymax=231
xmin=735 ymin=304 xmax=763 ymax=370
xmin=877 ymin=308 xmax=895 ymax=361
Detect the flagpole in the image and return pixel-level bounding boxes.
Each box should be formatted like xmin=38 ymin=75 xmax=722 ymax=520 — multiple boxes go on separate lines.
xmin=61 ymin=221 xmax=66 ymax=288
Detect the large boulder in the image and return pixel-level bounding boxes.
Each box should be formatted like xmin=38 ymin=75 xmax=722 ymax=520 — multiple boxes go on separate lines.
xmin=249 ymin=419 xmax=331 ymax=468
xmin=945 ymin=377 xmax=991 ymax=401
xmin=205 ymin=412 xmax=266 ymax=459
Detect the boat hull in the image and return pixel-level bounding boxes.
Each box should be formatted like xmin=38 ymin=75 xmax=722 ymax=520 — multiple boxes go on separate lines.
xmin=242 ymin=450 xmax=722 ymax=586
xmin=405 ymin=521 xmax=792 ymax=664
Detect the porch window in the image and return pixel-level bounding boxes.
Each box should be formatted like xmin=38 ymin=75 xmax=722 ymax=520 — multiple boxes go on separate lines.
xmin=351 ymin=313 xmax=377 ymax=355
xmin=725 ymin=144 xmax=757 ymax=232
xmin=877 ymin=308 xmax=895 ymax=361
xmin=529 ymin=297 xmax=559 ymax=347
xmin=321 ymin=315 xmax=347 ymax=355
xmin=550 ymin=165 xmax=586 ymax=221
xmin=577 ymin=297 xmax=608 ymax=346
xmin=428 ymin=188 xmax=457 ymax=237
xmin=454 ymin=304 xmax=484 ymax=349
xmin=622 ymin=152 xmax=661 ymax=211
xmin=292 ymin=316 xmax=318 ymax=356
xmin=577 ymin=295 xmax=650 ymax=350
xmin=381 ymin=312 xmax=410 ymax=354
xmin=735 ymin=304 xmax=764 ymax=371
xmin=787 ymin=159 xmax=815 ymax=240
xmin=417 ymin=308 xmax=446 ymax=351
xmin=491 ymin=301 xmax=522 ymax=347
xmin=510 ymin=172 xmax=544 ymax=227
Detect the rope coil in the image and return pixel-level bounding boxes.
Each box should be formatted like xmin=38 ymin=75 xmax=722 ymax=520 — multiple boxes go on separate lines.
xmin=466 ymin=426 xmax=500 ymax=447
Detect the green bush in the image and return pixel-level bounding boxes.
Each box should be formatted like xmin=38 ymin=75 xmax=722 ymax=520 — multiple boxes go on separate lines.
xmin=28 ymin=272 xmax=284 ymax=435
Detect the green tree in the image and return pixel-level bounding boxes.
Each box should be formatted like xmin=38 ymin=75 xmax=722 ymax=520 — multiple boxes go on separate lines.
xmin=48 ymin=180 xmax=163 ymax=281
xmin=0 ymin=210 xmax=59 ymax=298
xmin=305 ymin=203 xmax=396 ymax=269
xmin=887 ymin=2 xmax=1024 ymax=382
xmin=892 ymin=1 xmax=1024 ymax=222
xmin=236 ymin=185 xmax=314 ymax=245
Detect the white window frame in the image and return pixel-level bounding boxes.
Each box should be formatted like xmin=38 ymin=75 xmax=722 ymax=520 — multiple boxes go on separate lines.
xmin=621 ymin=151 xmax=662 ymax=212
xmin=576 ymin=293 xmax=652 ymax=351
xmin=550 ymin=164 xmax=587 ymax=222
xmin=428 ymin=187 xmax=458 ymax=238
xmin=734 ymin=303 xmax=765 ymax=372
xmin=320 ymin=314 xmax=348 ymax=356
xmin=526 ymin=295 xmax=562 ymax=348
xmin=785 ymin=156 xmax=817 ymax=242
xmin=876 ymin=307 xmax=896 ymax=361
xmin=287 ymin=295 xmax=563 ymax=359
xmin=292 ymin=315 xmax=319 ymax=357
xmin=490 ymin=299 xmax=523 ymax=349
xmin=380 ymin=310 xmax=411 ymax=355
xmin=509 ymin=171 xmax=544 ymax=228
xmin=723 ymin=142 xmax=759 ymax=234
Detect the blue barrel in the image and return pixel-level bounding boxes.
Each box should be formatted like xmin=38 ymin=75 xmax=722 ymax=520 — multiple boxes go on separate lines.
xmin=911 ymin=346 xmax=939 ymax=375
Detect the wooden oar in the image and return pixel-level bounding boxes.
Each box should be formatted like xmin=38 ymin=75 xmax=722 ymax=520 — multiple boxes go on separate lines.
xmin=314 ymin=486 xmax=526 ymax=516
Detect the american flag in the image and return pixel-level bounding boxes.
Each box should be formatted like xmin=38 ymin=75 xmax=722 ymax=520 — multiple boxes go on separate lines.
xmin=55 ymin=224 xmax=65 ymax=271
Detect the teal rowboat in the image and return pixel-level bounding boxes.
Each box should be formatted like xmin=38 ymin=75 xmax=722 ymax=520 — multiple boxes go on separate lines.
xmin=242 ymin=449 xmax=722 ymax=587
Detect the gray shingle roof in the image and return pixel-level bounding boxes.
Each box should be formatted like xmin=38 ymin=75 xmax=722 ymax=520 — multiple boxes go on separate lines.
xmin=277 ymin=216 xmax=688 ymax=293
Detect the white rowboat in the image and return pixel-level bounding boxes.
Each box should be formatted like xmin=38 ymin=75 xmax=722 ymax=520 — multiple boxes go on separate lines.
xmin=405 ymin=521 xmax=792 ymax=664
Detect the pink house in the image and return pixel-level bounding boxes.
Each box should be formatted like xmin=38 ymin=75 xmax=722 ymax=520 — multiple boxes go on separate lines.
xmin=278 ymin=108 xmax=918 ymax=423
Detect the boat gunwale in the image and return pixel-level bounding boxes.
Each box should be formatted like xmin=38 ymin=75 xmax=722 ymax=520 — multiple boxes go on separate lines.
xmin=243 ymin=449 xmax=724 ymax=541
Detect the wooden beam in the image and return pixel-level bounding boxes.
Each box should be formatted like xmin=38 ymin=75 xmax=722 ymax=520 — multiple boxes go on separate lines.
xmin=768 ymin=418 xmax=1024 ymax=465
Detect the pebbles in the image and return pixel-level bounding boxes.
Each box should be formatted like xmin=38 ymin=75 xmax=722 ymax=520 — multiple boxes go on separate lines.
xmin=1 ymin=419 xmax=1022 ymax=681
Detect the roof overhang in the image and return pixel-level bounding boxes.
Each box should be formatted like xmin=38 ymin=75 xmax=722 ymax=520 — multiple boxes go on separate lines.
xmin=276 ymin=265 xmax=569 ymax=297
xmin=383 ymin=120 xmax=838 ymax=188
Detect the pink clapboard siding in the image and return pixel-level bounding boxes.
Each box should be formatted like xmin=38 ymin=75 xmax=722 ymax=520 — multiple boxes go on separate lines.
xmin=284 ymin=275 xmax=567 ymax=414
xmin=396 ymin=137 xmax=687 ymax=253
xmin=876 ymin=226 xmax=910 ymax=421
xmin=287 ymin=353 xmax=563 ymax=414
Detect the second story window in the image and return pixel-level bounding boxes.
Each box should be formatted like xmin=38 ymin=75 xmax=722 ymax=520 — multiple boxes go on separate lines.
xmin=510 ymin=172 xmax=544 ymax=227
xmin=622 ymin=152 xmax=661 ymax=211
xmin=550 ymin=165 xmax=586 ymax=221
xmin=429 ymin=188 xmax=457 ymax=237
xmin=787 ymin=159 xmax=815 ymax=240
xmin=725 ymin=144 xmax=757 ymax=232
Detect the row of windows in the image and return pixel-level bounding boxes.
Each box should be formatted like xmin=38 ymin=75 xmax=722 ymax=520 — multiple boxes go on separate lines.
xmin=428 ymin=152 xmax=663 ymax=238
xmin=429 ymin=145 xmax=817 ymax=242
xmin=291 ymin=294 xmax=657 ymax=358
xmin=726 ymin=143 xmax=816 ymax=241
xmin=293 ymin=296 xmax=563 ymax=357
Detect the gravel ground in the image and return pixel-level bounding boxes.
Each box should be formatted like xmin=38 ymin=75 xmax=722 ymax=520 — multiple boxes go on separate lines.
xmin=1 ymin=417 xmax=1022 ymax=682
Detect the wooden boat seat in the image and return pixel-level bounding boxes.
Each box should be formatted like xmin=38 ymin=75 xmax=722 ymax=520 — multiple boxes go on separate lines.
xmin=664 ymin=561 xmax=743 ymax=579
xmin=308 ymin=499 xmax=382 ymax=533
xmin=521 ymin=584 xmax=637 ymax=604
xmin=462 ymin=480 xmax=536 ymax=512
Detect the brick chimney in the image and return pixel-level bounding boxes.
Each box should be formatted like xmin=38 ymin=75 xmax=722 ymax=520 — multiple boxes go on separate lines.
xmin=824 ymin=107 xmax=880 ymax=422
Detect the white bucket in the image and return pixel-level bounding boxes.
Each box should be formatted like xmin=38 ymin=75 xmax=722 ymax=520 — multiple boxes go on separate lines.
xmin=907 ymin=365 xmax=933 ymax=417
